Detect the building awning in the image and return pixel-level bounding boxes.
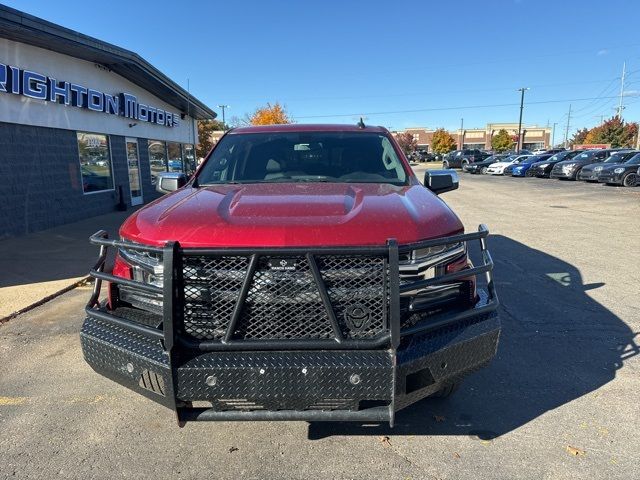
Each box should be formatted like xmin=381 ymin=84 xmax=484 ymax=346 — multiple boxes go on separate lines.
xmin=0 ymin=5 xmax=216 ymax=120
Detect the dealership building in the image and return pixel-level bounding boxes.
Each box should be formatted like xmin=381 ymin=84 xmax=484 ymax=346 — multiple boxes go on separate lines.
xmin=399 ymin=123 xmax=552 ymax=152
xmin=0 ymin=5 xmax=216 ymax=237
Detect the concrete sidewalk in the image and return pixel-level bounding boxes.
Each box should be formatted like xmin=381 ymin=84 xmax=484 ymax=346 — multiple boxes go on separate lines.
xmin=0 ymin=208 xmax=137 ymax=320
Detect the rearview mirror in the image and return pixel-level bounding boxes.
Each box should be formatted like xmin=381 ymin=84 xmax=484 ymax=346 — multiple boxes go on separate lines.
xmin=156 ymin=172 xmax=188 ymax=194
xmin=423 ymin=169 xmax=459 ymax=195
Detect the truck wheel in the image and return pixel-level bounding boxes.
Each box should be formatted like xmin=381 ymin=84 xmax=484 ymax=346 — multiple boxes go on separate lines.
xmin=622 ymin=172 xmax=638 ymax=187
xmin=430 ymin=381 xmax=461 ymax=398
xmin=442 ymin=161 xmax=449 ymax=169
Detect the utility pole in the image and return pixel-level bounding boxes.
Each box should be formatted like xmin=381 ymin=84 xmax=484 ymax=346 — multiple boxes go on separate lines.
xmin=459 ymin=118 xmax=464 ymax=149
xmin=217 ymin=104 xmax=230 ymax=130
xmin=516 ymin=87 xmax=529 ymax=152
xmin=551 ymin=122 xmax=557 ymax=148
xmin=617 ymin=62 xmax=626 ymax=119
xmin=564 ymin=104 xmax=572 ymax=149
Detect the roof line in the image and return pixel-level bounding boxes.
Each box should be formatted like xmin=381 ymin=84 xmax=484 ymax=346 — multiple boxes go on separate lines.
xmin=0 ymin=4 xmax=216 ymax=120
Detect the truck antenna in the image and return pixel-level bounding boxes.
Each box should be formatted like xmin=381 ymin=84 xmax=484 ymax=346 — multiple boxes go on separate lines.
xmin=357 ymin=117 xmax=366 ymax=129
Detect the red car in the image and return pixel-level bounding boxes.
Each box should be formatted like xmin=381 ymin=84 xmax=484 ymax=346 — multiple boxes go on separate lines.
xmin=81 ymin=123 xmax=500 ymax=426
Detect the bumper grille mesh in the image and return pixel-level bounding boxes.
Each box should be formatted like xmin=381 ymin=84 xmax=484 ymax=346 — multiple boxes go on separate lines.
xmin=181 ymin=254 xmax=387 ymax=342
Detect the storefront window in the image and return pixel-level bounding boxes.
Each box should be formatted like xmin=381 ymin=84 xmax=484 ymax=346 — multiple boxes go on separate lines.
xmin=167 ymin=142 xmax=183 ymax=172
xmin=77 ymin=132 xmax=114 ymax=193
xmin=184 ymin=144 xmax=196 ymax=175
xmin=148 ymin=140 xmax=167 ymax=185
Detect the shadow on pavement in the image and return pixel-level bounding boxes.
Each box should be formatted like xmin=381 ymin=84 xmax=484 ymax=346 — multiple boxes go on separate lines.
xmin=308 ymin=235 xmax=639 ymax=439
xmin=0 ymin=209 xmax=136 ymax=289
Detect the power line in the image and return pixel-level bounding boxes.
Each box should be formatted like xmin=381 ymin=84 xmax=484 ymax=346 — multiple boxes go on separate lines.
xmin=294 ymin=94 xmax=638 ymax=119
xmin=220 ymin=77 xmax=619 ymax=104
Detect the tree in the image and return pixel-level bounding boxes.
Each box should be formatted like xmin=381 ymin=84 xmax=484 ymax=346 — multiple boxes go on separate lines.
xmin=491 ymin=129 xmax=514 ymax=152
xmin=583 ymin=116 xmax=638 ymax=148
xmin=248 ymin=102 xmax=292 ymax=125
xmin=570 ymin=128 xmax=589 ymax=147
xmin=395 ymin=132 xmax=418 ymax=156
xmin=196 ymin=119 xmax=227 ymax=158
xmin=431 ymin=128 xmax=457 ymax=154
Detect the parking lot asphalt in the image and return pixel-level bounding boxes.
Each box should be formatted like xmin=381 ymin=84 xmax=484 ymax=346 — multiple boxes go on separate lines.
xmin=1 ymin=171 xmax=639 ymax=480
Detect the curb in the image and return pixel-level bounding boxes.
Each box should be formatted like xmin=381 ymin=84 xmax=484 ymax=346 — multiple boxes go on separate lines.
xmin=0 ymin=277 xmax=90 ymax=325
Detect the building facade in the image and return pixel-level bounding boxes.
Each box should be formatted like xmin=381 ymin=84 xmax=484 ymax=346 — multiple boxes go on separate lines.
xmin=399 ymin=123 xmax=552 ymax=152
xmin=0 ymin=5 xmax=215 ymax=237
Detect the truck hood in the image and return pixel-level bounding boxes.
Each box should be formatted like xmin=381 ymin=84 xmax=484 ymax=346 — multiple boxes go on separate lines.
xmin=120 ymin=183 xmax=464 ymax=248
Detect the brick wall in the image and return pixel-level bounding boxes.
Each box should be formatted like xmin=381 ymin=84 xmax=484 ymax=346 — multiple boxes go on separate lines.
xmin=0 ymin=122 xmax=149 ymax=238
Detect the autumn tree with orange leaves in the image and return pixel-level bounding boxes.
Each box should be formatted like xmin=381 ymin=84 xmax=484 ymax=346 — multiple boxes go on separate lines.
xmin=248 ymin=102 xmax=293 ymax=125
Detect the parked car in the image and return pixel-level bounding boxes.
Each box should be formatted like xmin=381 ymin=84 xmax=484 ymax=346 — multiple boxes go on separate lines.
xmin=463 ymin=154 xmax=508 ymax=174
xmin=528 ymin=150 xmax=581 ymax=178
xmin=511 ymin=154 xmax=553 ymax=177
xmin=532 ymin=147 xmax=565 ymax=155
xmin=503 ymin=149 xmax=533 ymax=155
xmin=487 ymin=155 xmax=530 ymax=175
xmin=80 ymin=123 xmax=500 ymax=426
xmin=550 ymin=149 xmax=619 ymax=180
xmin=576 ymin=150 xmax=637 ymax=182
xmin=416 ymin=149 xmax=436 ymax=162
xmin=442 ymin=149 xmax=491 ymax=169
xmin=597 ymin=153 xmax=640 ymax=187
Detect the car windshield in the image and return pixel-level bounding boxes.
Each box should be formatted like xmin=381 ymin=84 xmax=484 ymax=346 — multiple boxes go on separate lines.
xmin=604 ymin=154 xmax=627 ymax=163
xmin=521 ymin=155 xmax=545 ymax=164
xmin=549 ymin=151 xmax=573 ymax=162
xmin=197 ymin=131 xmax=409 ymax=185
xmin=575 ymin=151 xmax=598 ymax=160
xmin=624 ymin=153 xmax=640 ymax=165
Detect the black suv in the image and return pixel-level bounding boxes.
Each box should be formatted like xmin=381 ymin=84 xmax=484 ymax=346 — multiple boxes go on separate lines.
xmin=551 ymin=149 xmax=618 ymax=180
xmin=443 ymin=149 xmax=491 ymax=169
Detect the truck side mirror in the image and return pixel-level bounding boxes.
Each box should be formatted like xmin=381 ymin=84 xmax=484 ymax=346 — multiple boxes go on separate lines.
xmin=156 ymin=172 xmax=188 ymax=194
xmin=424 ymin=169 xmax=459 ymax=195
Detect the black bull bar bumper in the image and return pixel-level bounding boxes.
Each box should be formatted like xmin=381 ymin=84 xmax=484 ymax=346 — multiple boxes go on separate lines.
xmin=80 ymin=226 xmax=500 ymax=426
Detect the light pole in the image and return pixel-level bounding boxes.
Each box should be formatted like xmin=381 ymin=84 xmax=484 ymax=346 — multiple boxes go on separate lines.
xmin=217 ymin=104 xmax=230 ymax=130
xmin=516 ymin=88 xmax=529 ymax=152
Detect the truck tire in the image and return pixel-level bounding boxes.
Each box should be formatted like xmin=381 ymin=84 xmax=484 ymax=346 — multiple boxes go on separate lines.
xmin=429 ymin=381 xmax=461 ymax=398
xmin=622 ymin=172 xmax=638 ymax=187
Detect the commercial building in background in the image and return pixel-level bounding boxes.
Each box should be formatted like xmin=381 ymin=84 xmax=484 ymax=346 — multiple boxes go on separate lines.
xmin=0 ymin=5 xmax=216 ymax=237
xmin=397 ymin=123 xmax=552 ymax=152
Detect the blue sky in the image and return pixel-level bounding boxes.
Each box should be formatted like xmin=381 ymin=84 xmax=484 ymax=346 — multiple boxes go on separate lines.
xmin=5 ymin=0 xmax=640 ymax=139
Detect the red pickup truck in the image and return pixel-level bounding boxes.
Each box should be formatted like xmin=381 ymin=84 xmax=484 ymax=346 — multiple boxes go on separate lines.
xmin=81 ymin=123 xmax=499 ymax=426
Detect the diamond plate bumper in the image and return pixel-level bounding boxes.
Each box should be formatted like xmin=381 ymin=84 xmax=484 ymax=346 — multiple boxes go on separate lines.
xmin=81 ymin=225 xmax=500 ymax=425
xmin=80 ymin=297 xmax=499 ymax=424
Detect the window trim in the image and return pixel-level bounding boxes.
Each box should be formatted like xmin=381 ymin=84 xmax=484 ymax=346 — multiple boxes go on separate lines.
xmin=76 ymin=131 xmax=115 ymax=196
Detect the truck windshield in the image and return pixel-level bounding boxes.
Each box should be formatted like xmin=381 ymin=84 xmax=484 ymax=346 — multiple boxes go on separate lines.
xmin=197 ymin=131 xmax=409 ymax=185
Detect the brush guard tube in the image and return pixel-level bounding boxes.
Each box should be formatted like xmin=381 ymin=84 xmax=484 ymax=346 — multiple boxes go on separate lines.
xmin=80 ymin=225 xmax=500 ymax=425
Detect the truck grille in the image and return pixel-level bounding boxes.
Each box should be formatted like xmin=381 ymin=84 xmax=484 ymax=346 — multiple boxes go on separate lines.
xmin=182 ymin=254 xmax=388 ymax=342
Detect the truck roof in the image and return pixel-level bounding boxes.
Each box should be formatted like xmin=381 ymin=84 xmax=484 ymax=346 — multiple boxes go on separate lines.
xmin=229 ymin=124 xmax=390 ymax=134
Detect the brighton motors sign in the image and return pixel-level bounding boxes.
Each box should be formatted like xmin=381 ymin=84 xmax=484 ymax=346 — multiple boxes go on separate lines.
xmin=0 ymin=62 xmax=180 ymax=127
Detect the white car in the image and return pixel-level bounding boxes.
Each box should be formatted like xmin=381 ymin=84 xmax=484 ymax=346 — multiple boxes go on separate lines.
xmin=486 ymin=155 xmax=531 ymax=175
xmin=531 ymin=148 xmax=547 ymax=155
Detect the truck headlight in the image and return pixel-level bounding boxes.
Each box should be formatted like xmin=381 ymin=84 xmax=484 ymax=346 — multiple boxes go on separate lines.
xmin=118 ymin=246 xmax=163 ymax=287
xmin=399 ymin=242 xmax=466 ymax=287
xmin=614 ymin=167 xmax=625 ymax=174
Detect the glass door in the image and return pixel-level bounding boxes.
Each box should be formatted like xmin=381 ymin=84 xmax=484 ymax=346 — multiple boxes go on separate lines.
xmin=126 ymin=138 xmax=143 ymax=206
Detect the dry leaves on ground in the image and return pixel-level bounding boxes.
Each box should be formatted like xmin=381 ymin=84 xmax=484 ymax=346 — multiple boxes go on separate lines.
xmin=566 ymin=445 xmax=586 ymax=456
